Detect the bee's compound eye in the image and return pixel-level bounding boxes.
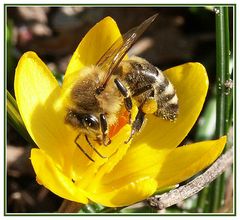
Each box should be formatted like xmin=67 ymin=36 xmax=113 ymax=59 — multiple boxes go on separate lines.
xmin=84 ymin=115 xmax=100 ymax=130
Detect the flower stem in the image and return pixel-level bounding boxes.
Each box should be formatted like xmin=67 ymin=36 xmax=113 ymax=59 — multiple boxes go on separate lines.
xmin=99 ymin=207 xmax=123 ymax=213
xmin=211 ymin=6 xmax=231 ymax=212
xmin=215 ymin=7 xmax=231 ymax=137
xmin=196 ymin=186 xmax=209 ymax=212
xmin=195 ymin=6 xmax=232 ymax=213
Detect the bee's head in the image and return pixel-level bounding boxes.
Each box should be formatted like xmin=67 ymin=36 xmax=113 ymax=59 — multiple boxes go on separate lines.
xmin=65 ymin=110 xmax=100 ymax=134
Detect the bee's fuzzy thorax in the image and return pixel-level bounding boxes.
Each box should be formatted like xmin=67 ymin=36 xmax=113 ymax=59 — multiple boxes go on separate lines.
xmin=96 ymin=77 xmax=123 ymax=125
xmin=63 ymin=14 xmax=179 ymax=162
xmin=68 ymin=65 xmax=123 ymax=127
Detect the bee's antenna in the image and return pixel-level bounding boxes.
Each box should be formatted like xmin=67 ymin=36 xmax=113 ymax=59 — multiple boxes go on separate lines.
xmin=85 ymin=135 xmax=107 ymax=159
xmin=75 ymin=134 xmax=95 ymax=162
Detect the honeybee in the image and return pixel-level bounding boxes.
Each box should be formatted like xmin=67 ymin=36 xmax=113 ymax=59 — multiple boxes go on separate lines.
xmin=65 ymin=14 xmax=178 ymax=161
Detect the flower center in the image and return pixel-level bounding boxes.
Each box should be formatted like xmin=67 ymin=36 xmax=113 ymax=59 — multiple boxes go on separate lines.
xmin=109 ymin=109 xmax=129 ymax=138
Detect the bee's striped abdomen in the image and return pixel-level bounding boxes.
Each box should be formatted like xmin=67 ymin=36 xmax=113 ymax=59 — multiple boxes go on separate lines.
xmin=154 ymin=68 xmax=178 ymax=121
xmin=118 ymin=56 xmax=179 ymax=121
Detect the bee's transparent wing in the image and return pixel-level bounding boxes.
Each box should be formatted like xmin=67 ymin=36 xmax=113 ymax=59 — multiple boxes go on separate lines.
xmin=96 ymin=14 xmax=158 ymax=91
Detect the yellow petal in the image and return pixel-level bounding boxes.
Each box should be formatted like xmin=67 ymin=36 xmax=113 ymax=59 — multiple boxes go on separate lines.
xmin=70 ymin=124 xmax=132 ymax=190
xmin=14 ymin=51 xmax=76 ymax=169
xmin=101 ymin=136 xmax=226 ymax=197
xmin=88 ymin=177 xmax=158 ymax=207
xmin=30 ymin=148 xmax=88 ymax=204
xmin=66 ymin=16 xmax=121 ymax=75
xmin=101 ymin=62 xmax=209 ymax=186
xmin=156 ymin=136 xmax=227 ymax=188
xmin=62 ymin=16 xmax=122 ymax=91
xmin=70 ymin=105 xmax=138 ymax=191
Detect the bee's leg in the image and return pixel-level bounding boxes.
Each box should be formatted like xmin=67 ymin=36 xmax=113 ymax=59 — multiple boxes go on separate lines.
xmin=85 ymin=135 xmax=107 ymax=158
xmin=132 ymin=84 xmax=153 ymax=97
xmin=125 ymin=108 xmax=145 ymax=144
xmin=100 ymin=113 xmax=111 ymax=146
xmin=114 ymin=78 xmax=132 ymax=123
xmin=75 ymin=134 xmax=94 ymax=162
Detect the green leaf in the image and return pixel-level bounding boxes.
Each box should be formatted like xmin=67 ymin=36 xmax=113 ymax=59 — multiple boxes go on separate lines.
xmin=7 ymin=90 xmax=34 ymax=144
xmin=78 ymin=203 xmax=105 ymax=213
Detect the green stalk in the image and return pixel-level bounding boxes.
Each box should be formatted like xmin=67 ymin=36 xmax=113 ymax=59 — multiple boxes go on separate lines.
xmin=215 ymin=7 xmax=231 ymax=136
xmin=210 ymin=6 xmax=231 ymax=212
xmin=195 ymin=6 xmax=232 ymax=213
xmin=196 ymin=186 xmax=210 ymax=212
xmin=7 ymin=90 xmax=34 ymax=144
